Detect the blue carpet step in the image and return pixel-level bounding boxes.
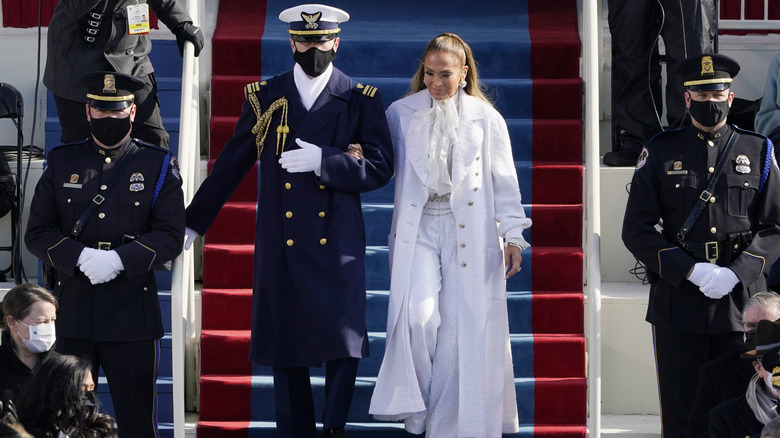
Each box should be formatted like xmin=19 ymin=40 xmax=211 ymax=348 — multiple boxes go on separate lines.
xmin=198 ymin=374 xmax=586 ymax=426
xmin=199 ymin=330 xmax=585 ymax=379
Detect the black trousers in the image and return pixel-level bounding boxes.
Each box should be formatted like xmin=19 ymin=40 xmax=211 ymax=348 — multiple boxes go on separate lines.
xmin=608 ymin=0 xmax=716 ymax=151
xmin=53 ymin=72 xmax=169 ymax=149
xmin=56 ymin=337 xmax=161 ymax=438
xmin=273 ymin=357 xmax=360 ymax=438
xmin=652 ymin=326 xmax=742 ymax=438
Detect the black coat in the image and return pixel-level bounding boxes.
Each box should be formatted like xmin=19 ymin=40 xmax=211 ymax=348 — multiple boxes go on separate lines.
xmin=622 ymin=125 xmax=780 ymax=334
xmin=689 ymin=348 xmax=756 ymax=437
xmin=25 ymin=139 xmax=185 ymax=341
xmin=186 ymin=68 xmax=394 ymax=367
xmin=710 ymin=392 xmax=765 ymax=438
xmin=43 ymin=0 xmax=192 ymax=102
xmin=0 ymin=330 xmax=57 ymax=406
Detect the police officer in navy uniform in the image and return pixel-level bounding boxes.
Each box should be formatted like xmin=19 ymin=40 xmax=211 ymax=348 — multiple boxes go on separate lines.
xmin=622 ymin=53 xmax=780 ymax=438
xmin=25 ymin=72 xmax=185 ymax=437
xmin=183 ymin=4 xmax=393 ymax=438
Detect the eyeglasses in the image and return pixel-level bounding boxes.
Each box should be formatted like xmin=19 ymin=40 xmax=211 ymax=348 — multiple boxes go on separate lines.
xmin=743 ymin=321 xmax=759 ymax=333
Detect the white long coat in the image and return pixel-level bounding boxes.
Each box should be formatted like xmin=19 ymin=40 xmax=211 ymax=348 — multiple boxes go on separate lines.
xmin=369 ymin=89 xmax=530 ymax=436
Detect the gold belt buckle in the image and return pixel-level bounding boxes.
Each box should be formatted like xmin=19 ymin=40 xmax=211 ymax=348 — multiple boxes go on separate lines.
xmin=97 ymin=242 xmax=111 ymax=250
xmin=705 ymin=241 xmax=719 ymax=263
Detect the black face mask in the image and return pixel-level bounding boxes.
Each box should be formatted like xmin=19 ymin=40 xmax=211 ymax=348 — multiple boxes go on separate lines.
xmin=745 ymin=331 xmax=756 ymax=350
xmin=90 ymin=113 xmax=131 ymax=146
xmin=689 ymin=98 xmax=730 ymax=127
xmin=294 ymin=46 xmax=336 ymax=77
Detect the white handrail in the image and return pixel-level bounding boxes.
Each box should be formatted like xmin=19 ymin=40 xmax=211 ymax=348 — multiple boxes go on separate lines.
xmin=582 ymin=0 xmax=602 ymax=436
xmin=171 ymin=0 xmax=202 ymax=436
xmin=719 ymin=0 xmax=780 ymax=29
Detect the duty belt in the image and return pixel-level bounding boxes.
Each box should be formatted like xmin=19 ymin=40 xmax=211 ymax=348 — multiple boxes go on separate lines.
xmin=679 ymin=240 xmax=724 ymax=264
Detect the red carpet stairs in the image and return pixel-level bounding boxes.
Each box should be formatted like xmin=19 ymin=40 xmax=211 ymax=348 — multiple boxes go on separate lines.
xmin=198 ymin=1 xmax=585 ymax=436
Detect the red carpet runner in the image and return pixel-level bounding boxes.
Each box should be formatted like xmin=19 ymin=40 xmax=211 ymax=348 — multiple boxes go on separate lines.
xmin=198 ymin=1 xmax=585 ymax=436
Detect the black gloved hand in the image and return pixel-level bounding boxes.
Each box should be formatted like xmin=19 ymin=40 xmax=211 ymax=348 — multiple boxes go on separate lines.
xmin=173 ymin=21 xmax=204 ymax=57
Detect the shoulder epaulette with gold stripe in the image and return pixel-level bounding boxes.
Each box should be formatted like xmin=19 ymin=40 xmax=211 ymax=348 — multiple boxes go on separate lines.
xmin=243 ymin=80 xmax=268 ymax=100
xmin=355 ymin=83 xmax=378 ymax=98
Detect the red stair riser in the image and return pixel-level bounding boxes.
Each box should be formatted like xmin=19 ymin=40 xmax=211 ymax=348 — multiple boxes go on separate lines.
xmin=200 ymin=330 xmax=252 ymax=375
xmin=532 ymin=335 xmax=586 ymax=378
xmin=532 ymin=165 xmax=583 ymax=205
xmin=201 ymin=289 xmax=253 ymax=330
xmin=531 ymin=247 xmax=583 ymax=291
xmin=530 ymin=204 xmax=582 ymax=247
xmin=211 ymin=75 xmax=262 ymax=117
xmin=533 ymin=378 xmax=588 ymax=425
xmin=531 ymin=293 xmax=584 ymax=334
xmin=198 ymin=375 xmax=253 ymax=421
xmin=205 ymin=202 xmax=257 ymax=245
xmin=531 ymin=79 xmax=583 ymax=119
xmin=532 ymin=119 xmax=583 ymax=164
xmin=202 ymin=244 xmax=255 ymax=289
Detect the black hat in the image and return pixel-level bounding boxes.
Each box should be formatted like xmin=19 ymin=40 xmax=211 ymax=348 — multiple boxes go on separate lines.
xmin=279 ymin=4 xmax=349 ymax=42
xmin=79 ymin=72 xmax=145 ymax=111
xmin=677 ymin=53 xmax=741 ymax=91
xmin=742 ymin=319 xmax=780 ymax=359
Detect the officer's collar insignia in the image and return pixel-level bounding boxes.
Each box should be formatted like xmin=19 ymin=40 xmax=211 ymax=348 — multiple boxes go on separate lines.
xmin=129 ymin=182 xmax=144 ymax=192
xmin=635 ymin=147 xmax=649 ymax=171
xmin=701 ymin=56 xmax=714 ymax=76
xmin=130 ymin=173 xmax=144 ymax=182
xmin=736 ymin=155 xmax=750 ymax=165
xmin=69 ymin=174 xmax=79 ymax=184
xmin=301 ymin=11 xmax=322 ymax=30
xmin=673 ymin=161 xmax=682 ymax=170
xmin=103 ymin=73 xmax=117 ymax=94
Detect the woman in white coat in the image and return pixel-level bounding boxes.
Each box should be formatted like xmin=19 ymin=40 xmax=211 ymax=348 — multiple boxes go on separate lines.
xmin=368 ymin=33 xmax=531 ymax=437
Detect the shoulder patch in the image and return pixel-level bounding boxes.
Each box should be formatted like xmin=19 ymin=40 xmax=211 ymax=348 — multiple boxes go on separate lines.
xmin=635 ymin=147 xmax=649 ymax=171
xmin=354 ymin=83 xmax=378 ymax=98
xmin=244 ymin=80 xmax=268 ymax=100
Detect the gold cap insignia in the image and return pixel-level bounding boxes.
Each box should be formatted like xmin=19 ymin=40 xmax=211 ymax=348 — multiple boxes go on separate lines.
xmin=673 ymin=161 xmax=682 ymax=170
xmin=69 ymin=174 xmax=79 ymax=183
xmin=301 ymin=11 xmax=322 ymax=30
xmin=103 ymin=74 xmax=117 ymax=94
xmin=701 ymin=56 xmax=714 ymax=76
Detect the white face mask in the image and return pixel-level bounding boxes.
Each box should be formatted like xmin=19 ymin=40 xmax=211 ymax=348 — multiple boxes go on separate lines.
xmin=15 ymin=320 xmax=56 ymax=353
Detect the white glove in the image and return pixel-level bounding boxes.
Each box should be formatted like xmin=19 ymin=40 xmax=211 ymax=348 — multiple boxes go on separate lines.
xmin=184 ymin=226 xmax=199 ymax=251
xmin=699 ymin=267 xmax=740 ymax=299
xmin=687 ymin=262 xmax=718 ymax=287
xmin=78 ymin=250 xmax=124 ymax=285
xmin=77 ymin=247 xmax=98 ymax=267
xmin=278 ymin=138 xmax=322 ymax=175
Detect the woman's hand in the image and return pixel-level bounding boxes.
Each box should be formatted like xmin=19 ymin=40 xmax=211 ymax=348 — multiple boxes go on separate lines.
xmin=346 ymin=143 xmax=364 ymax=160
xmin=505 ymin=244 xmax=523 ymax=279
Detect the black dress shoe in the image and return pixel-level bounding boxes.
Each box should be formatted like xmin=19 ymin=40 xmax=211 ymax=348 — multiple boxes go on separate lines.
xmin=603 ymin=148 xmax=640 ymax=167
xmin=322 ymin=427 xmax=346 ymax=438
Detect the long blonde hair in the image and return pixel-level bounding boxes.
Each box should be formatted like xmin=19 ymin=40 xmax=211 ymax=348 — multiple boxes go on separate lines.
xmin=408 ymin=32 xmax=492 ymax=106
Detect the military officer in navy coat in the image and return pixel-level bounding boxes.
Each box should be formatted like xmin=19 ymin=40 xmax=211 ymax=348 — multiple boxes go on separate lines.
xmin=622 ymin=53 xmax=780 ymax=438
xmin=25 ymin=72 xmax=185 ymax=437
xmin=184 ymin=4 xmax=393 ymax=438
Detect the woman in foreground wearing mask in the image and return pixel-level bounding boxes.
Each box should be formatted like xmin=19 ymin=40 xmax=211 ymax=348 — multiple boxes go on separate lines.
xmin=16 ymin=354 xmax=115 ymax=438
xmin=0 ymin=283 xmax=58 ymax=406
xmin=368 ymin=32 xmax=530 ymax=437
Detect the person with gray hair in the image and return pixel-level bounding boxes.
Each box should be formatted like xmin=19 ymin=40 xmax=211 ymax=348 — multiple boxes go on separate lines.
xmin=690 ymin=291 xmax=780 ymax=437
xmin=763 ymin=416 xmax=780 ymax=438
